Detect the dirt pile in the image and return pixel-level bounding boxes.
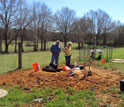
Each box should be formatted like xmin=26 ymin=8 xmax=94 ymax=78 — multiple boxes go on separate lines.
xmin=0 ymin=67 xmax=123 ymax=90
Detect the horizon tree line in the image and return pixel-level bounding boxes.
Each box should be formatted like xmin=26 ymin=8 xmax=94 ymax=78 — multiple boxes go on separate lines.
xmin=0 ymin=0 xmax=124 ymax=53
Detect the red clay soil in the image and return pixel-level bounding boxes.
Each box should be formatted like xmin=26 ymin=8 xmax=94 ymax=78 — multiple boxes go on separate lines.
xmin=0 ymin=67 xmax=122 ymax=90
xmin=0 ymin=66 xmax=124 ymax=106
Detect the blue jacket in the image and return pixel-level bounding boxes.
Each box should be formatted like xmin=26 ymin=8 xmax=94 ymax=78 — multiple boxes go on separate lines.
xmin=50 ymin=44 xmax=61 ymax=55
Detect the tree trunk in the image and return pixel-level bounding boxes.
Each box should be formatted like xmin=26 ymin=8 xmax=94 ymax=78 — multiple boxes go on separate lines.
xmin=36 ymin=34 xmax=38 ymax=51
xmin=5 ymin=37 xmax=13 ymax=53
xmin=34 ymin=40 xmax=37 ymax=51
xmin=14 ymin=38 xmax=17 ymax=53
xmin=81 ymin=43 xmax=84 ymax=48
xmin=40 ymin=37 xmax=43 ymax=51
xmin=37 ymin=39 xmax=38 ymax=51
xmin=89 ymin=35 xmax=92 ymax=45
xmin=96 ymin=34 xmax=99 ymax=46
xmin=4 ymin=28 xmax=8 ymax=53
xmin=114 ymin=39 xmax=116 ymax=47
xmin=44 ymin=39 xmax=46 ymax=50
xmin=21 ymin=29 xmax=25 ymax=52
xmin=5 ymin=43 xmax=9 ymax=53
xmin=36 ymin=30 xmax=39 ymax=51
xmin=14 ymin=29 xmax=18 ymax=53
xmin=5 ymin=39 xmax=8 ymax=53
xmin=78 ymin=43 xmax=81 ymax=49
xmin=63 ymin=35 xmax=67 ymax=47
xmin=0 ymin=39 xmax=2 ymax=53
xmin=21 ymin=39 xmax=24 ymax=52
xmin=103 ymin=34 xmax=106 ymax=46
xmin=34 ymin=31 xmax=39 ymax=51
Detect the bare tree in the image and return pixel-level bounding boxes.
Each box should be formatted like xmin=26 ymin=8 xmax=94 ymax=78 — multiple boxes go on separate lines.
xmin=79 ymin=16 xmax=91 ymax=48
xmin=54 ymin=7 xmax=76 ymax=47
xmin=30 ymin=2 xmax=40 ymax=51
xmin=15 ymin=0 xmax=34 ymax=52
xmin=30 ymin=2 xmax=52 ymax=51
xmin=0 ymin=27 xmax=3 ymax=52
xmin=70 ymin=18 xmax=80 ymax=42
xmin=115 ymin=25 xmax=124 ymax=47
xmin=70 ymin=16 xmax=91 ymax=49
xmin=70 ymin=18 xmax=83 ymax=49
xmin=39 ymin=3 xmax=52 ymax=51
xmin=101 ymin=14 xmax=116 ymax=46
xmin=13 ymin=28 xmax=18 ymax=53
xmin=85 ymin=9 xmax=114 ymax=46
xmin=0 ymin=0 xmax=20 ymax=53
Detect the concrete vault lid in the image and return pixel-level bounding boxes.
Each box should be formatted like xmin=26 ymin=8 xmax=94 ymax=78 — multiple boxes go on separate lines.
xmin=0 ymin=89 xmax=8 ymax=98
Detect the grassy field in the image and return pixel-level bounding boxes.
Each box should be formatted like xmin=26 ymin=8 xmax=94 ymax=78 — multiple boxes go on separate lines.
xmin=1 ymin=41 xmax=79 ymax=53
xmin=1 ymin=41 xmax=124 ymax=106
xmin=95 ymin=48 xmax=124 ymax=72
xmin=0 ymin=86 xmax=97 ymax=107
xmin=1 ymin=40 xmax=124 ymax=74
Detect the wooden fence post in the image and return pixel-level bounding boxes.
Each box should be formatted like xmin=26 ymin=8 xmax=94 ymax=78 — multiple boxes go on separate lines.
xmin=84 ymin=47 xmax=86 ymax=60
xmin=18 ymin=42 xmax=22 ymax=69
xmin=107 ymin=46 xmax=109 ymax=62
xmin=111 ymin=47 xmax=113 ymax=59
xmin=79 ymin=49 xmax=81 ymax=61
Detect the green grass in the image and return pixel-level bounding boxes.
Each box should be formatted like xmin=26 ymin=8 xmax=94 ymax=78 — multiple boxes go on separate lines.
xmin=2 ymin=41 xmax=35 ymax=52
xmin=0 ymin=86 xmax=97 ymax=107
xmin=96 ymin=62 xmax=124 ymax=72
xmin=0 ymin=85 xmax=42 ymax=107
xmin=46 ymin=89 xmax=97 ymax=107
xmin=1 ymin=40 xmax=124 ymax=74
xmin=113 ymin=48 xmax=124 ymax=59
xmin=0 ymin=41 xmax=80 ymax=74
xmin=2 ymin=40 xmax=79 ymax=53
xmin=0 ymin=49 xmax=79 ymax=74
xmin=1 ymin=42 xmax=124 ymax=106
xmin=94 ymin=48 xmax=124 ymax=72
xmin=120 ymin=92 xmax=124 ymax=106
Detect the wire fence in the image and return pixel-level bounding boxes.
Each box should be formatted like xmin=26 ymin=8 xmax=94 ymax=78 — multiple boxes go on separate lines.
xmin=0 ymin=41 xmax=114 ymax=74
xmin=0 ymin=42 xmax=80 ymax=74
xmin=79 ymin=46 xmax=113 ymax=62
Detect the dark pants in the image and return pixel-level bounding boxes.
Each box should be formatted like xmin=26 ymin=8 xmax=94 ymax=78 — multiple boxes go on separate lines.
xmin=65 ymin=55 xmax=71 ymax=67
xmin=51 ymin=55 xmax=59 ymax=65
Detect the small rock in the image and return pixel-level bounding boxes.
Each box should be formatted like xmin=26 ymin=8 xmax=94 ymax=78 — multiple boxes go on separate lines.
xmin=0 ymin=89 xmax=8 ymax=98
xmin=33 ymin=98 xmax=43 ymax=103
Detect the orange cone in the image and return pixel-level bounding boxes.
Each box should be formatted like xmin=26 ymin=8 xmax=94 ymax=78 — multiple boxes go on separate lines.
xmin=32 ymin=63 xmax=40 ymax=71
xmin=101 ymin=58 xmax=106 ymax=64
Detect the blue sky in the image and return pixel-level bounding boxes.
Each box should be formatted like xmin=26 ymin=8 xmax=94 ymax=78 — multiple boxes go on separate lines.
xmin=28 ymin=0 xmax=124 ymax=23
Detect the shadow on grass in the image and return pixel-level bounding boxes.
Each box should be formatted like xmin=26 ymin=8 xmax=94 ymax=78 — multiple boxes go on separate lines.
xmin=7 ymin=68 xmax=20 ymax=73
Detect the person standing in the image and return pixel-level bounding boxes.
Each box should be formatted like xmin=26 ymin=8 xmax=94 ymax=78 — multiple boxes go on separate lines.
xmin=63 ymin=42 xmax=72 ymax=67
xmin=50 ymin=40 xmax=61 ymax=66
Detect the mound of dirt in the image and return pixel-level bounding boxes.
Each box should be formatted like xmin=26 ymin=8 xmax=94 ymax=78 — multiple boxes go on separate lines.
xmin=0 ymin=67 xmax=123 ymax=90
